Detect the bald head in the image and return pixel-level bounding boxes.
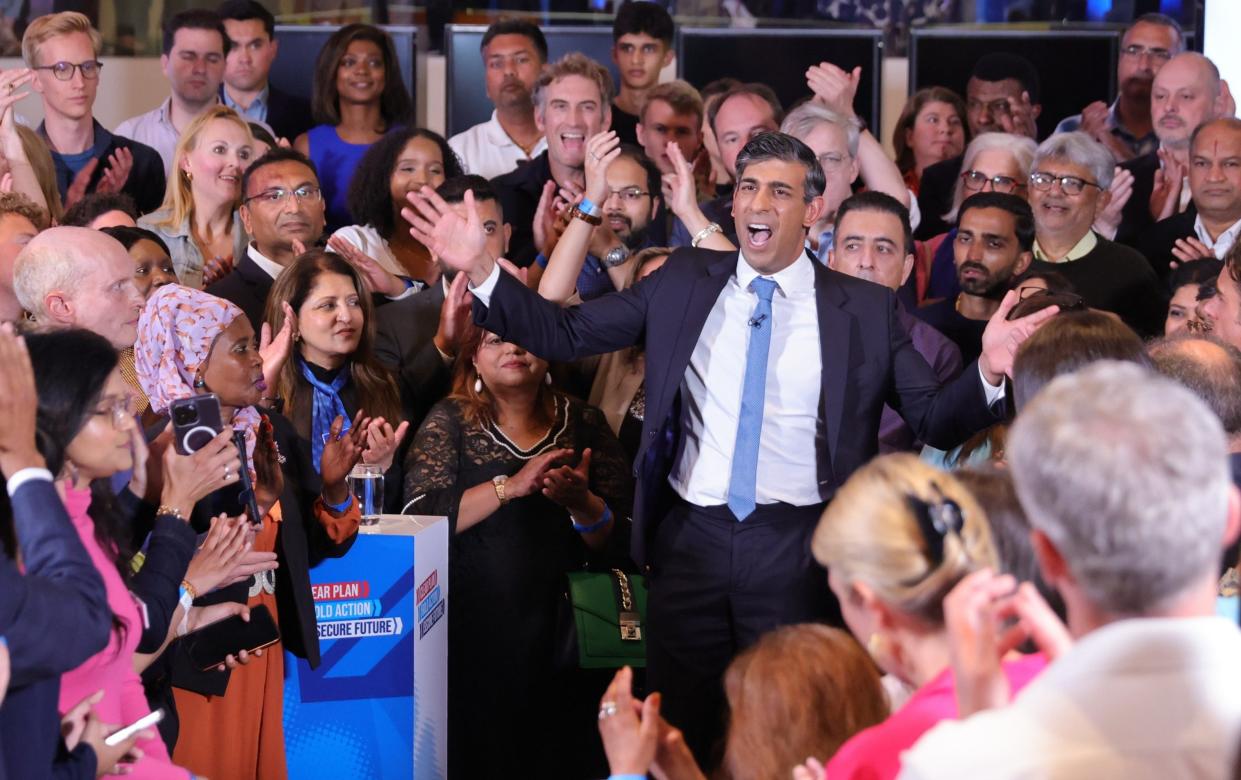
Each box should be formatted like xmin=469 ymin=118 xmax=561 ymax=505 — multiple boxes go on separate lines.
xmin=1149 ymin=334 xmax=1241 ymax=439
xmin=1152 ymin=53 xmax=1225 ymax=149
xmin=13 ymin=226 xmax=144 ymax=349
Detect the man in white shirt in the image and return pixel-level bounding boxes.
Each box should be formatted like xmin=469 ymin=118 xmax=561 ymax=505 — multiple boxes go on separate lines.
xmin=115 ymin=10 xmax=228 ymax=173
xmin=405 ymin=131 xmax=1055 ymax=769
xmin=902 ymin=361 xmax=1241 ymax=779
xmin=447 ymin=19 xmax=548 ymax=181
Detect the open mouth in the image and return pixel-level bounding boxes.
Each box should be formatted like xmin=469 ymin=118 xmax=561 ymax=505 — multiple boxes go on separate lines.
xmin=745 ymin=222 xmax=774 ymax=249
xmin=561 ymin=132 xmax=585 ymax=149
xmin=606 ymin=214 xmax=630 ymax=231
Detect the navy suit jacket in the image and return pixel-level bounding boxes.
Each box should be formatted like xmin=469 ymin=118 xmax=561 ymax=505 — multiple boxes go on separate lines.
xmin=474 ymin=248 xmax=1003 ymax=565
xmin=0 ymin=477 xmax=110 ymax=780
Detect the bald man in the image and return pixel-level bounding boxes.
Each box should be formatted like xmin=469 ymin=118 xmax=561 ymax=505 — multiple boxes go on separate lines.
xmin=12 ymin=226 xmax=144 ymax=349
xmin=1117 ymin=52 xmax=1233 ymax=245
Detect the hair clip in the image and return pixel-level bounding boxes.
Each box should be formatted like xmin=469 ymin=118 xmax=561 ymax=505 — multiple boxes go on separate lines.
xmin=906 ymin=488 xmax=963 ymax=568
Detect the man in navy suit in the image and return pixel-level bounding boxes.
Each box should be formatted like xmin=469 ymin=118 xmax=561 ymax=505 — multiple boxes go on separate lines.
xmin=405 ymin=131 xmax=1056 ymax=765
xmin=217 ymin=0 xmax=313 ymax=144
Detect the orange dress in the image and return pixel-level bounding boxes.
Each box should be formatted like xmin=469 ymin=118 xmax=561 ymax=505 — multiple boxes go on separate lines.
xmin=173 ymin=503 xmax=288 ymax=780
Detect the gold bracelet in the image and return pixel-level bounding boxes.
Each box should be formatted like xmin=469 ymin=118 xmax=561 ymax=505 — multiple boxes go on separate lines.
xmin=157 ymin=504 xmax=185 ymax=522
xmin=180 ymin=579 xmax=198 ymax=600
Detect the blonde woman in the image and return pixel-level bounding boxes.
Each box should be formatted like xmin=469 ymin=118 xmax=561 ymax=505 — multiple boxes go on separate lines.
xmin=140 ymin=106 xmax=254 ymax=289
xmin=802 ymin=454 xmax=1047 ymax=780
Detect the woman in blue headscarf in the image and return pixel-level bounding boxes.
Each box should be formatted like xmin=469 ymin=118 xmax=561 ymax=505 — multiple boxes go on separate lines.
xmin=264 ymin=250 xmax=412 ymax=511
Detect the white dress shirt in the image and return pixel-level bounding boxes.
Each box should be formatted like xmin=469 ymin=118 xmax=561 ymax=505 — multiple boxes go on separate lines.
xmin=900 ymin=616 xmax=1241 ymax=780
xmin=448 ymin=111 xmax=548 ymax=181
xmin=1194 ymin=214 xmax=1241 ymax=259
xmin=471 ymin=253 xmax=1003 ymax=508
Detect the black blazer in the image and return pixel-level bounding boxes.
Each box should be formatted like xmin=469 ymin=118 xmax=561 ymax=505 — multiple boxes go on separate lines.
xmin=373 ymin=281 xmax=452 ymax=428
xmin=205 ymin=250 xmax=274 ymax=329
xmin=475 ymin=249 xmax=1003 ymax=565
xmin=52 ymin=121 xmax=166 ymax=215
xmin=491 ymin=150 xmax=553 ymax=267
xmin=265 ymin=86 xmax=315 ymax=145
xmin=1116 ymin=150 xmax=1161 ymax=247
xmin=1134 ymin=207 xmax=1198 ymax=279
xmin=914 ymin=154 xmax=963 ymax=240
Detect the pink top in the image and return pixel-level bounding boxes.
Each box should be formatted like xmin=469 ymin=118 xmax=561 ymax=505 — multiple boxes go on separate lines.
xmin=825 ymin=653 xmax=1048 ymax=780
xmin=58 ymin=484 xmax=190 ymax=779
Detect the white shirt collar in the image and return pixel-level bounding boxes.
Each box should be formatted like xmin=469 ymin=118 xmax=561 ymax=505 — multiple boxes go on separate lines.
xmin=735 ymin=249 xmax=816 ymax=296
xmin=247 ymin=243 xmax=286 ymax=280
xmin=1193 ymin=213 xmax=1241 ymax=257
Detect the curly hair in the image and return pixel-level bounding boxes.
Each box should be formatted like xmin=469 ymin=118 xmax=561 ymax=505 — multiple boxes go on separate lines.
xmin=346 ymin=127 xmax=462 ymax=238
xmin=311 ymin=24 xmax=412 ymax=128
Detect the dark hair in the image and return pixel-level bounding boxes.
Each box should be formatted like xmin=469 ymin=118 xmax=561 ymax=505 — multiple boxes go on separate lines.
xmin=613 ymin=1 xmax=674 ymax=45
xmin=1006 ymin=289 xmax=1086 ymax=321
xmin=216 ymin=0 xmax=274 ymax=39
xmin=241 ymin=147 xmax=319 ymax=201
xmin=163 ymin=9 xmax=229 ymax=57
xmin=1168 ymin=257 xmax=1223 ymax=297
xmin=1011 ymin=310 xmax=1150 ymax=411
xmin=60 ymin=191 xmax=138 ymax=228
xmin=834 ymin=191 xmax=913 ymax=256
xmin=437 ymin=174 xmax=499 ymax=206
xmin=1149 ymin=334 xmax=1241 ymax=436
xmin=99 ymin=225 xmax=172 ymax=257
xmin=248 ymin=121 xmax=277 ymax=149
xmin=346 ymin=127 xmax=463 ymax=238
xmin=955 ymin=468 xmax=1066 ymax=626
xmin=616 ymin=144 xmax=662 ymax=203
xmin=1012 ymin=267 xmax=1075 ymax=295
xmin=892 ymin=87 xmax=969 ymax=175
xmin=480 ymin=17 xmax=548 ymax=63
xmin=311 ymin=24 xmax=412 ymax=127
xmin=708 ymin=83 xmax=784 ymax=136
xmin=25 ymin=329 xmax=134 ymax=625
xmin=702 ymin=77 xmax=742 ymax=104
xmin=1130 ymin=12 xmax=1184 ymax=52
xmin=264 ymin=250 xmax=403 ymax=431
xmin=970 ymin=52 xmax=1040 ymax=104
xmin=958 ymin=192 xmax=1036 ymax=252
xmin=735 ymin=132 xmax=824 ymax=201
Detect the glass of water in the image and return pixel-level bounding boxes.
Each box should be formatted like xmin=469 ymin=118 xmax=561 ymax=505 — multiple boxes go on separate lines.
xmin=348 ymin=464 xmax=384 ymax=526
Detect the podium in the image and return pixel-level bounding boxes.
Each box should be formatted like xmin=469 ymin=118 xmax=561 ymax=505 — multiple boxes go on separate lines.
xmin=283 ymin=515 xmax=449 ymax=779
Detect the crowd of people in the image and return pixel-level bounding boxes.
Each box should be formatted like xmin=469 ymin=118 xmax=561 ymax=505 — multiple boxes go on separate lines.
xmin=0 ymin=2 xmax=1239 ymax=778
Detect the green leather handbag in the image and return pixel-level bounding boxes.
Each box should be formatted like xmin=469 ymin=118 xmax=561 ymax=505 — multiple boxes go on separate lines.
xmin=563 ymin=569 xmax=648 ymax=669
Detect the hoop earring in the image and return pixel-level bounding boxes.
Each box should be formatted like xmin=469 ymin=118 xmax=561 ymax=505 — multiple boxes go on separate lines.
xmin=194 ymin=376 xmax=206 ymax=389
xmin=473 ymin=377 xmax=483 ymax=394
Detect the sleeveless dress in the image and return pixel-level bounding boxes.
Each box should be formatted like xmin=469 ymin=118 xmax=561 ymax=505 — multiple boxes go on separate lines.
xmin=306 ymin=124 xmax=376 ymax=232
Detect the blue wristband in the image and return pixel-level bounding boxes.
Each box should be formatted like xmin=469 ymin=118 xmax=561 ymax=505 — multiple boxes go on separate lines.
xmin=572 ymin=504 xmax=613 ymax=533
xmin=535 ymin=253 xmax=550 ymax=268
xmin=324 ymin=493 xmax=354 ymax=513
xmin=578 ymin=197 xmax=602 ymax=217
xmin=608 ymin=775 xmax=646 ymax=780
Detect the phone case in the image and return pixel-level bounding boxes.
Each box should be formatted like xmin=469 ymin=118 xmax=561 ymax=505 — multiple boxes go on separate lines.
xmin=170 ymin=393 xmax=224 ymax=455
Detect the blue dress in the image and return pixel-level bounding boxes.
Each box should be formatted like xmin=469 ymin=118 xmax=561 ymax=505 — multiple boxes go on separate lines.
xmin=306 ymin=124 xmax=377 ymax=232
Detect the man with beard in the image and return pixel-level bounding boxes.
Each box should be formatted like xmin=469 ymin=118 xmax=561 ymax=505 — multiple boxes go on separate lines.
xmin=1054 ymin=14 xmax=1181 ymax=163
xmin=1025 ymin=132 xmax=1165 ymax=336
xmin=915 ymin=192 xmax=1034 ymax=363
xmin=827 ymin=191 xmax=962 ymax=453
xmin=448 ymin=19 xmax=548 ymax=181
xmin=534 ymin=139 xmax=662 ymax=303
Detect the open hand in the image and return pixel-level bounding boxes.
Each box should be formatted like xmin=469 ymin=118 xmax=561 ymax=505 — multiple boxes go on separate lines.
xmin=584 ymin=131 xmax=622 ymax=203
xmin=320 ymin=410 xmax=371 ymax=501
xmin=806 ymin=62 xmax=860 ymax=118
xmin=328 ymin=234 xmax=407 ymax=296
xmin=1151 ymin=147 xmax=1186 ymax=222
xmin=361 ymin=417 xmax=410 ymax=472
xmin=201 ymin=255 xmax=234 ymax=287
xmin=598 ymin=666 xmax=662 ymax=777
xmin=433 ymin=270 xmax=473 ymax=359
xmin=1092 ymin=166 xmax=1133 ymax=240
xmin=403 ymin=186 xmax=492 ymax=285
xmin=259 ymin=301 xmax=295 ymax=394
xmin=980 ymin=289 xmax=1059 ymax=382
xmin=0 ymin=326 xmax=42 ymax=476
xmin=63 ymin=157 xmax=100 ymax=209
xmin=97 ymin=147 xmax=133 ymax=194
xmin=506 ymin=447 xmax=574 ymax=499
xmin=184 ymin=514 xmax=253 ymax=595
xmin=1172 ymin=236 xmax=1215 ymax=264
xmin=998 ymin=92 xmax=1040 ymax=139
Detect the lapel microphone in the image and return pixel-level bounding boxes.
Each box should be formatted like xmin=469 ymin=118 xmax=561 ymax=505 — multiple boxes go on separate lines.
xmin=748 ymin=314 xmax=768 ymax=328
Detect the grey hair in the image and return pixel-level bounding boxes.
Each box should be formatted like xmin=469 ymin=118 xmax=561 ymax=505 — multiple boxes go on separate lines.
xmin=12 ymin=239 xmax=83 ymax=320
xmin=944 ymin=132 xmax=1037 ymax=223
xmin=780 ymin=101 xmax=861 ymax=159
xmin=1008 ymin=361 xmax=1230 ymax=616
xmin=1033 ymin=131 xmax=1116 ymax=191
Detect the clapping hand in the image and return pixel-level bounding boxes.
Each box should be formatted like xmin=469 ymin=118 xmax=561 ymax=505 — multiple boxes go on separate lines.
xmin=0 ymin=325 xmax=43 ymax=477
xmin=259 ymin=301 xmax=295 ymax=395
xmin=506 ymin=447 xmax=574 ymax=499
xmin=328 ymin=234 xmax=408 ymax=297
xmin=403 ymin=186 xmax=494 ymax=285
xmin=542 ymin=448 xmax=595 ymax=515
xmin=584 ymin=131 xmax=622 ymax=203
xmin=980 ymin=290 xmax=1059 ymax=383
xmin=997 ymin=92 xmax=1040 ymax=139
xmin=598 ymin=667 xmax=662 ymax=778
xmin=1172 ymin=236 xmax=1216 ymax=265
xmin=433 ymin=271 xmax=473 ymax=359
xmin=1151 ymin=147 xmax=1187 ymax=222
xmin=96 ymin=147 xmax=133 ymax=194
xmin=320 ymin=410 xmax=371 ymax=505
xmin=184 ymin=514 xmax=260 ymax=594
xmin=361 ymin=417 xmax=411 ymax=472
xmin=1092 ymin=166 xmax=1133 ymax=240
xmin=253 ymin=417 xmax=285 ymax=518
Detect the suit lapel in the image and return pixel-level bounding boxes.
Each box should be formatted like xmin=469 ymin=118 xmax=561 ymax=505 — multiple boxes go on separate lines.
xmin=813 ymin=262 xmax=854 ymax=470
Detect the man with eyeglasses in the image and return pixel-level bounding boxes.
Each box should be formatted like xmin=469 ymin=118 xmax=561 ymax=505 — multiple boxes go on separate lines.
xmin=116 ymin=9 xmax=230 ymax=173
xmin=1054 ymin=14 xmax=1183 ymax=164
xmin=915 ymin=192 xmax=1035 ymax=364
xmin=22 ymin=13 xmax=165 ymax=213
xmin=1026 ymin=132 xmax=1164 ymax=336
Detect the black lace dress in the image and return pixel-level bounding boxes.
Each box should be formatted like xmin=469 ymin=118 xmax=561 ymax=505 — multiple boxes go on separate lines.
xmin=404 ymin=394 xmax=634 ymax=778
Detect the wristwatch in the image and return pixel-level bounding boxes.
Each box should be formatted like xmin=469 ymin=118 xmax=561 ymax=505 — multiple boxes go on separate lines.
xmin=492 ymin=475 xmax=511 ymax=505
xmin=602 ymin=245 xmax=631 ymax=268
xmin=569 ymin=203 xmax=602 ymax=226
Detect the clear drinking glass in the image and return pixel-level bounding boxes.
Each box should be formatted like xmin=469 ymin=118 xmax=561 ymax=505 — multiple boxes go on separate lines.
xmin=348 ymin=463 xmax=384 ymax=526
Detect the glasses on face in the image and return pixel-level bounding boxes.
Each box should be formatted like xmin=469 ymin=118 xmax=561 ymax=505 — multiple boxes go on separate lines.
xmin=245 ymin=185 xmax=323 ymax=207
xmin=818 ymin=152 xmax=851 ymax=172
xmin=605 ymin=187 xmax=650 ymax=203
xmin=92 ymin=396 xmax=133 ymax=429
xmin=36 ymin=60 xmax=102 ymax=81
xmin=1121 ymin=44 xmax=1173 ymax=62
xmin=961 ymin=169 xmax=1023 ymax=193
xmin=1029 ymin=171 xmax=1103 ymax=196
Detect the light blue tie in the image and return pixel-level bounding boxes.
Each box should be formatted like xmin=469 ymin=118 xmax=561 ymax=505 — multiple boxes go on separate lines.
xmin=727 ymin=277 xmax=778 ymax=522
